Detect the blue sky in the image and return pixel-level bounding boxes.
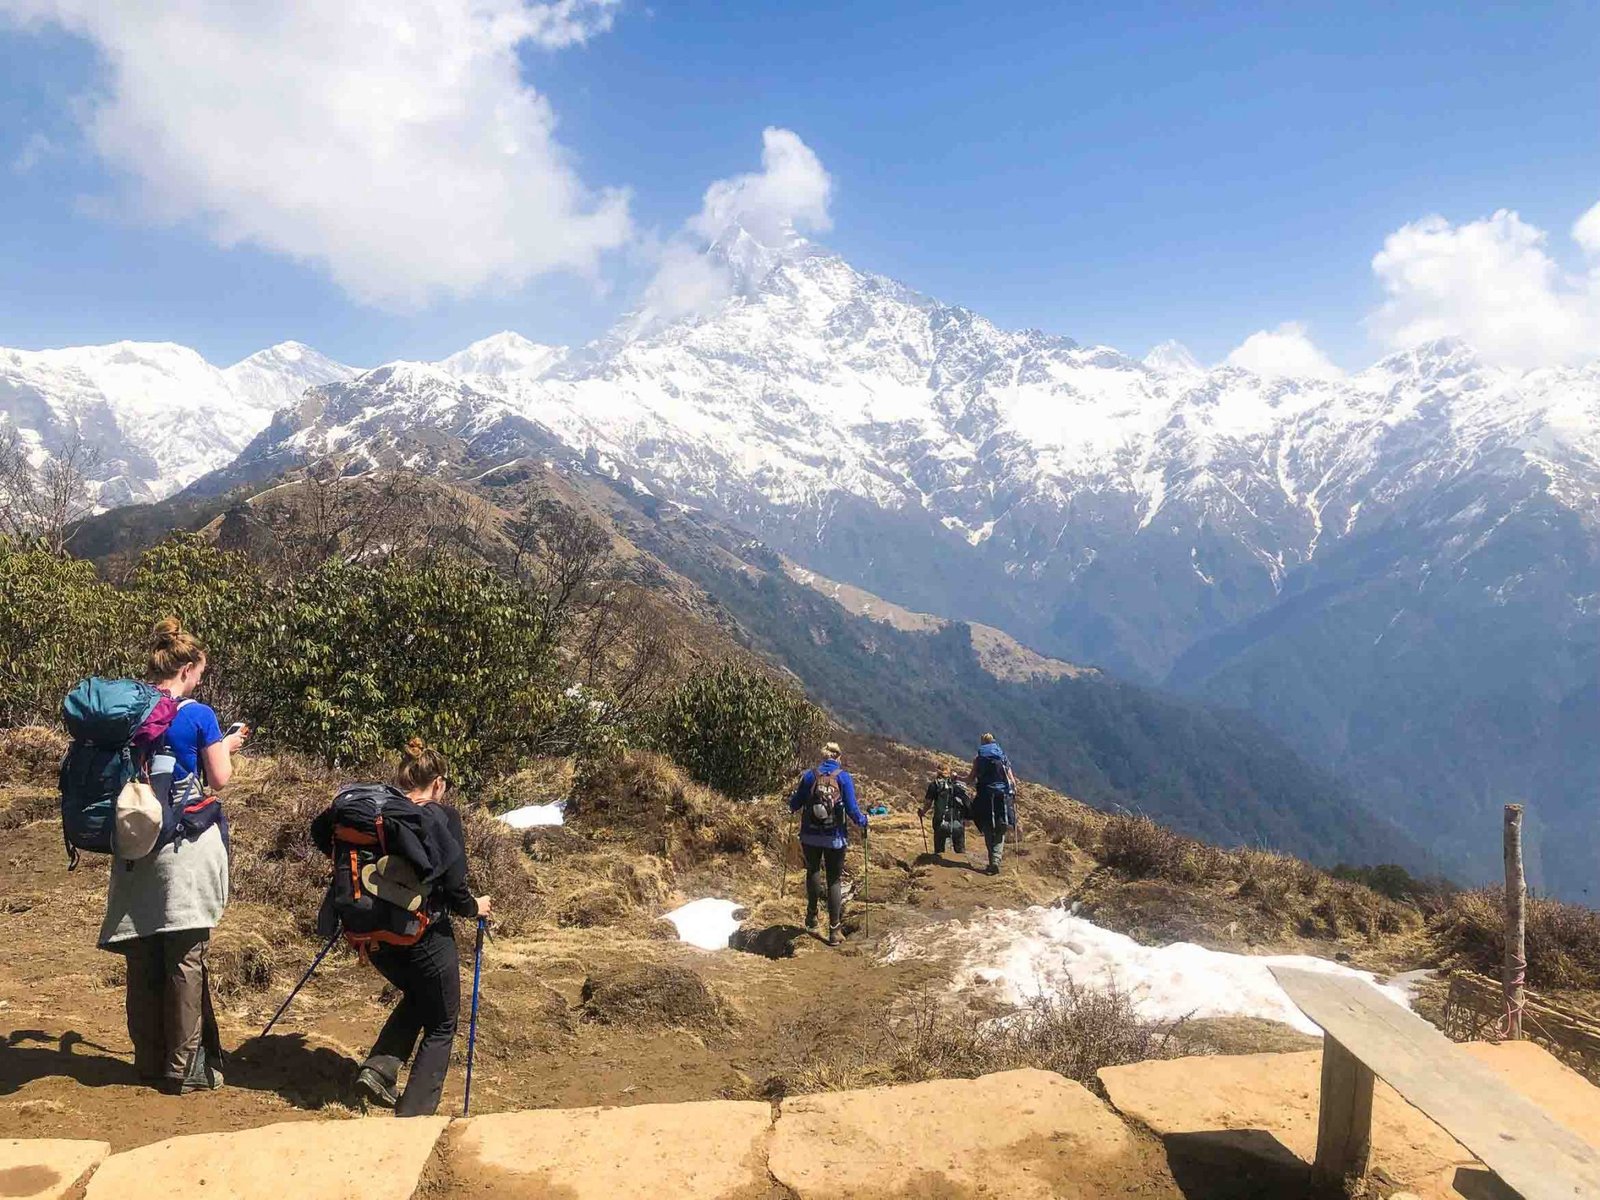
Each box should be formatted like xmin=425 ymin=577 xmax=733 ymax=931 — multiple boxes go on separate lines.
xmin=1 ymin=1 xmax=1596 ymax=371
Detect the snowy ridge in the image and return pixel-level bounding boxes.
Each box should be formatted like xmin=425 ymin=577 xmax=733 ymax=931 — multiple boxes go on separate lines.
xmin=0 ymin=339 xmax=355 ymax=505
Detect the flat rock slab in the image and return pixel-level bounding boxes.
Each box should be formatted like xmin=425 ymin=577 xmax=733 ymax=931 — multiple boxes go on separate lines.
xmin=448 ymin=1100 xmax=773 ymax=1199
xmin=1099 ymin=1051 xmax=1473 ymax=1194
xmin=83 ymin=1117 xmax=448 ymax=1200
xmin=0 ymin=1139 xmax=109 ymax=1200
xmin=770 ymin=1068 xmax=1182 ymax=1199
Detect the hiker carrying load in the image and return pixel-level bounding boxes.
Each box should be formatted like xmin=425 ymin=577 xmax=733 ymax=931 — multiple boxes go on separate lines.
xmin=966 ymin=733 xmax=1016 ymax=876
xmin=312 ymin=739 xmax=490 ymax=1117
xmin=69 ymin=618 xmax=248 ymax=1094
xmin=788 ymin=741 xmax=867 ymax=946
xmin=919 ymin=767 xmax=970 ymax=858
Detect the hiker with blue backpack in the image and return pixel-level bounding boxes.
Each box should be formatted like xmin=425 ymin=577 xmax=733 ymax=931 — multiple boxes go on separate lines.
xmin=312 ymin=739 xmax=490 ymax=1117
xmin=63 ymin=618 xmax=248 ymax=1094
xmin=787 ymin=740 xmax=867 ymax=946
xmin=966 ymin=732 xmax=1017 ymax=876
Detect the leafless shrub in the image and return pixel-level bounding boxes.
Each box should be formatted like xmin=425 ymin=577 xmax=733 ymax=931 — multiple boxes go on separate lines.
xmin=0 ymin=427 xmax=101 ymax=554
xmin=767 ymin=980 xmax=1184 ymax=1100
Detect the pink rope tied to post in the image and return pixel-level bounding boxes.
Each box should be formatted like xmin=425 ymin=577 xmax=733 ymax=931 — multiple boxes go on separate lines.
xmin=1500 ymin=949 xmax=1526 ymax=1039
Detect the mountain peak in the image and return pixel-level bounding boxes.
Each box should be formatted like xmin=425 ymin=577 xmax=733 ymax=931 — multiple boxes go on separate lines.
xmin=703 ymin=218 xmax=818 ymax=294
xmin=440 ymin=332 xmax=567 ymax=380
xmin=1143 ymin=340 xmax=1204 ymax=376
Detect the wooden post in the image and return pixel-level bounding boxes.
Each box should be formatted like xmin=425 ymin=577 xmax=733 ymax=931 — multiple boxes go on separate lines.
xmin=1314 ymin=1034 xmax=1375 ymax=1193
xmin=1504 ymin=803 xmax=1526 ymax=1040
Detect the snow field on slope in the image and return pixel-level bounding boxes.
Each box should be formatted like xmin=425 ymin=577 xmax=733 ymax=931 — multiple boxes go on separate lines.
xmin=884 ymin=906 xmax=1410 ymax=1035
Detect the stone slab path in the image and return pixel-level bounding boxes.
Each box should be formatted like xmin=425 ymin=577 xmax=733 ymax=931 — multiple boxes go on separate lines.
xmin=0 ymin=1138 xmax=108 ymax=1200
xmin=448 ymin=1100 xmax=775 ymax=1198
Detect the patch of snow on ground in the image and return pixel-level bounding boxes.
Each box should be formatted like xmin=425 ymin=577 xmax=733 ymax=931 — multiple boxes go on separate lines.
xmin=886 ymin=907 xmax=1411 ymax=1035
xmin=497 ymin=801 xmax=565 ymax=829
xmin=662 ymin=898 xmax=745 ymax=951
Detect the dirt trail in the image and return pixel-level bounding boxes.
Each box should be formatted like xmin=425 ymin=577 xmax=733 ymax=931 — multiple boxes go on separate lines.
xmin=0 ymin=772 xmax=1083 ymax=1153
xmin=0 ymin=737 xmax=1420 ymax=1159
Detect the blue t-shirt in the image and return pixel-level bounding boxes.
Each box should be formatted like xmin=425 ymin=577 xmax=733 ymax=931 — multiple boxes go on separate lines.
xmin=165 ymin=700 xmax=223 ymax=783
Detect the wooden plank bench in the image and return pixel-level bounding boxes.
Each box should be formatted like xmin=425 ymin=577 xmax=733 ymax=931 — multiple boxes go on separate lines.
xmin=1271 ymin=966 xmax=1600 ymax=1199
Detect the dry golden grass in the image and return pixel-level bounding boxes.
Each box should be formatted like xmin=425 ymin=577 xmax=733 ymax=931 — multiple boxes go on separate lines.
xmin=1093 ymin=812 xmax=1415 ymax=943
xmin=579 ymin=961 xmax=729 ymax=1031
xmin=1430 ymin=887 xmax=1600 ymax=991
xmin=765 ymin=980 xmax=1184 ymax=1100
xmin=0 ymin=724 xmax=68 ymax=787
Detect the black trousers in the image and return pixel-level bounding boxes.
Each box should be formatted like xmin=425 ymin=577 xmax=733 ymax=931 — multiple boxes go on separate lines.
xmin=365 ymin=926 xmax=460 ymax=1117
xmin=934 ymin=820 xmax=966 ymax=855
xmin=803 ymin=844 xmax=846 ymax=930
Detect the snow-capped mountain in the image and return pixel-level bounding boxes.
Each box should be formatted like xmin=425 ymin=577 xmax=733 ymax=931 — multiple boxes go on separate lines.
xmin=440 ymin=332 xmax=566 ymax=381
xmin=0 ymin=339 xmax=355 ymax=504
xmin=196 ymin=222 xmax=1598 ymax=892
xmin=12 ymin=222 xmax=1598 ymax=890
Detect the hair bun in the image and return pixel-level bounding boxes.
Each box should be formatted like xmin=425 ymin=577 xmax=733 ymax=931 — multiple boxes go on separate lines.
xmin=403 ymin=736 xmax=427 ymax=758
xmin=150 ymin=615 xmax=183 ymax=646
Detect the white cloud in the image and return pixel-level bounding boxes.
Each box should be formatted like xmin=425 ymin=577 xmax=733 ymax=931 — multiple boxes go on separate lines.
xmin=637 ymin=127 xmax=833 ymax=327
xmin=1224 ymin=322 xmax=1345 ymax=380
xmin=639 ymin=241 xmax=735 ymax=325
xmin=688 ymin=126 xmax=833 ymax=245
xmin=10 ymin=131 xmax=55 ymax=174
xmin=1368 ymin=204 xmax=1600 ymax=370
xmin=0 ymin=0 xmax=631 ymax=307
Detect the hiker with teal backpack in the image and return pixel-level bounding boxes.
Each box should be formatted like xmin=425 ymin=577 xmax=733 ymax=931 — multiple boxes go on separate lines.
xmin=966 ymin=733 xmax=1017 ymax=876
xmin=62 ymin=618 xmax=249 ymax=1094
xmin=787 ymin=741 xmax=867 ymax=946
xmin=312 ymin=739 xmax=489 ymax=1117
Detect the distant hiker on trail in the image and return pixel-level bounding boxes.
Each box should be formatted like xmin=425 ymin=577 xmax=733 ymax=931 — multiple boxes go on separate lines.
xmin=95 ymin=617 xmax=248 ymax=1094
xmin=788 ymin=741 xmax=867 ymax=946
xmin=919 ymin=767 xmax=969 ymax=858
xmin=313 ymin=739 xmax=489 ymax=1117
xmin=966 ymin=733 xmax=1016 ymax=876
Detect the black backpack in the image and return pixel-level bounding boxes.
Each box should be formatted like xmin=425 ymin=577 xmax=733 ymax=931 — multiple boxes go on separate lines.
xmin=319 ymin=784 xmax=439 ymax=955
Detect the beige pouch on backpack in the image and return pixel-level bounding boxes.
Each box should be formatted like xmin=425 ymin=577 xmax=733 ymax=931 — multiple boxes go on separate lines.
xmin=360 ymin=855 xmax=428 ymax=913
xmin=114 ymin=778 xmax=163 ymax=860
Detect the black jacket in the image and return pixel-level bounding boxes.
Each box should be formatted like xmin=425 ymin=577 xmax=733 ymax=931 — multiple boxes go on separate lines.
xmin=312 ymin=789 xmax=477 ymax=921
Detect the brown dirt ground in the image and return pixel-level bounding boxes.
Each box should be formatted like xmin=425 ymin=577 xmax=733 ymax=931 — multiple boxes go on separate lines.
xmin=0 ymin=734 xmax=1455 ymax=1163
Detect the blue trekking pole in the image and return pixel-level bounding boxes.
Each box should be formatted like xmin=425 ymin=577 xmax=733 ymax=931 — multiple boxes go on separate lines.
xmin=258 ymin=929 xmax=340 ymax=1040
xmin=462 ymin=916 xmax=487 ymax=1117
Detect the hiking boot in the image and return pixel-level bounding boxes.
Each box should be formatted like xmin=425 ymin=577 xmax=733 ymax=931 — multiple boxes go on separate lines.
xmin=163 ymin=1065 xmax=224 ymax=1095
xmin=356 ymin=1066 xmax=399 ymax=1110
xmin=826 ymin=926 xmax=841 ymax=947
xmin=804 ymin=910 xmax=818 ymax=932
xmin=985 ymin=863 xmax=1000 ymax=876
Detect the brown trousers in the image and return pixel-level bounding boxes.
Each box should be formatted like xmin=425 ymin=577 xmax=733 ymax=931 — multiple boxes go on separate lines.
xmin=121 ymin=929 xmax=221 ymax=1087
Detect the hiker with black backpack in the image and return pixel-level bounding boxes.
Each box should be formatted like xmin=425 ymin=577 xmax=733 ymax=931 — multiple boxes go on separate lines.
xmin=787 ymin=740 xmax=867 ymax=946
xmin=919 ymin=767 xmax=970 ymax=859
xmin=966 ymin=733 xmax=1017 ymax=876
xmin=312 ymin=739 xmax=489 ymax=1117
xmin=78 ymin=618 xmax=248 ymax=1094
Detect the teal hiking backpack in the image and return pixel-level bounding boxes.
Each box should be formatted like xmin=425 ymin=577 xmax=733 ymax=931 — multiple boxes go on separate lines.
xmin=59 ymin=677 xmax=167 ymax=868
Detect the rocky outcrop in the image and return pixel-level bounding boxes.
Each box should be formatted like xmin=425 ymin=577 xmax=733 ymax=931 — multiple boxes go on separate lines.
xmin=82 ymin=1117 xmax=448 ymax=1200
xmin=769 ymin=1069 xmax=1181 ymax=1199
xmin=447 ymin=1100 xmax=773 ymax=1199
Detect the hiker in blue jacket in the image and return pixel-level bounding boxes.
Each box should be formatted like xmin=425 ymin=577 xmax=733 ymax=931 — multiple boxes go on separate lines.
xmin=966 ymin=733 xmax=1017 ymax=876
xmin=788 ymin=741 xmax=867 ymax=946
